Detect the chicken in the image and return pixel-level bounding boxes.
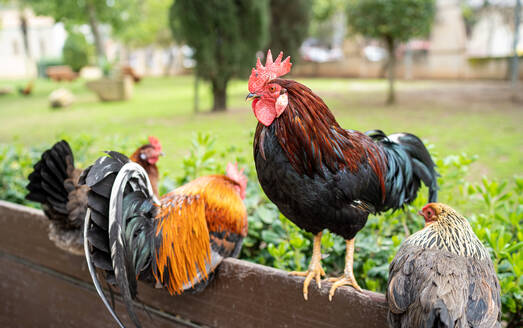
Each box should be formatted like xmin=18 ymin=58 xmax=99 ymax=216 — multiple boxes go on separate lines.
xmin=387 ymin=203 xmax=501 ymax=327
xmin=18 ymin=80 xmax=34 ymax=96
xmin=25 ymin=137 xmax=163 ymax=255
xmin=246 ymin=50 xmax=439 ymax=300
xmin=80 ymin=152 xmax=248 ymax=328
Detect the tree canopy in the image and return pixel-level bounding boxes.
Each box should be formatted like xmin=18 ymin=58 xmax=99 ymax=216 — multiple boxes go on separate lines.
xmin=347 ymin=0 xmax=435 ymax=44
xmin=170 ymin=0 xmax=269 ymax=111
xmin=114 ymin=0 xmax=172 ymax=48
xmin=24 ymin=0 xmax=138 ymax=65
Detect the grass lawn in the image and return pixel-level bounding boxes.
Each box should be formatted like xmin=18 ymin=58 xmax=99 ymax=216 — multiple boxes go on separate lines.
xmin=0 ymin=76 xmax=521 ymax=186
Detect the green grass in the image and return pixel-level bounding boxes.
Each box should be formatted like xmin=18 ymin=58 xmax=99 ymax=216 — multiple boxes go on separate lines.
xmin=0 ymin=76 xmax=521 ymax=184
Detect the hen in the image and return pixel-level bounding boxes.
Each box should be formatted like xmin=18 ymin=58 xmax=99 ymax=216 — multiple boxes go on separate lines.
xmin=247 ymin=50 xmax=439 ymax=300
xmin=387 ymin=203 xmax=501 ymax=327
xmin=81 ymin=152 xmax=248 ymax=328
xmin=25 ymin=137 xmax=162 ymax=255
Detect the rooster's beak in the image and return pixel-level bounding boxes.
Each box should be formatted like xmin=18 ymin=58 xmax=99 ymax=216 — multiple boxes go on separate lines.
xmin=159 ymin=152 xmax=165 ymax=157
xmin=246 ymin=93 xmax=260 ymax=101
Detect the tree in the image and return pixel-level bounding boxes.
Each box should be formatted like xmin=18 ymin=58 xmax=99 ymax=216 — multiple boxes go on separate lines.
xmin=169 ymin=0 xmax=269 ymax=111
xmin=24 ymin=0 xmax=137 ymax=67
xmin=62 ymin=31 xmax=92 ymax=72
xmin=267 ymin=0 xmax=311 ymax=62
xmin=346 ymin=0 xmax=436 ymax=104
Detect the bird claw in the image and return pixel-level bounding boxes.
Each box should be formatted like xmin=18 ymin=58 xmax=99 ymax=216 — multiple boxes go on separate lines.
xmin=289 ymin=262 xmax=325 ymax=301
xmin=328 ymin=275 xmax=362 ymax=301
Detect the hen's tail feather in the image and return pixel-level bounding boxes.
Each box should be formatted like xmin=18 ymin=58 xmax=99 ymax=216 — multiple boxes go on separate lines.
xmin=26 ymin=140 xmax=74 ymax=223
xmin=81 ymin=152 xmax=158 ymax=328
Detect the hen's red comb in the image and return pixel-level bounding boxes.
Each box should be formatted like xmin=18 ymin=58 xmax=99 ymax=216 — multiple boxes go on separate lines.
xmin=226 ymin=162 xmax=246 ymax=181
xmin=148 ymin=136 xmax=162 ymax=151
xmin=248 ymin=50 xmax=292 ymax=93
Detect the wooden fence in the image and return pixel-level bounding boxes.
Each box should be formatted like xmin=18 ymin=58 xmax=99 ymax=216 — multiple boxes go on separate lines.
xmin=0 ymin=200 xmax=388 ymax=328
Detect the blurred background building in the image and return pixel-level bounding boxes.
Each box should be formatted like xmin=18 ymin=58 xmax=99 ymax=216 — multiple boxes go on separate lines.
xmin=0 ymin=8 xmax=65 ymax=78
xmin=0 ymin=0 xmax=521 ymax=80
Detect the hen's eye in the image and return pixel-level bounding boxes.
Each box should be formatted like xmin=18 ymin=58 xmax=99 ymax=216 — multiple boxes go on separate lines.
xmin=269 ymin=86 xmax=277 ymax=92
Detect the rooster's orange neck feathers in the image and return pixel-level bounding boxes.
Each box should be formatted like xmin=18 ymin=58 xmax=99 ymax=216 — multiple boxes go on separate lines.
xmin=257 ymin=79 xmax=386 ymax=198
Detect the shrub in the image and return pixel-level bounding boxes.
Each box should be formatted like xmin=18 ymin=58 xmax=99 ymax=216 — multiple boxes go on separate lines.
xmin=37 ymin=58 xmax=64 ymax=78
xmin=0 ymin=134 xmax=520 ymax=325
xmin=0 ymin=144 xmax=42 ymax=206
xmin=62 ymin=32 xmax=92 ymax=72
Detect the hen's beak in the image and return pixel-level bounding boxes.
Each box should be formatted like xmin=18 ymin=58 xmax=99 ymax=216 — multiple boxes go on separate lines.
xmin=159 ymin=151 xmax=165 ymax=157
xmin=246 ymin=93 xmax=260 ymax=101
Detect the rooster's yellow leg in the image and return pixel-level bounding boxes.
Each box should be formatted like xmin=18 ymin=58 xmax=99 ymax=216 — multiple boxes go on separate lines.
xmin=328 ymin=238 xmax=362 ymax=301
xmin=289 ymin=232 xmax=325 ymax=300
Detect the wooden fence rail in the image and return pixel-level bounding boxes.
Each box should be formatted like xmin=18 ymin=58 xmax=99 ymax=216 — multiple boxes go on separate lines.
xmin=0 ymin=200 xmax=388 ymax=328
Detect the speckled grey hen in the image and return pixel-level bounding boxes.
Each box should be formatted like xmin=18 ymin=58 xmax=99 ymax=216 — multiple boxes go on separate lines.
xmin=387 ymin=203 xmax=501 ymax=328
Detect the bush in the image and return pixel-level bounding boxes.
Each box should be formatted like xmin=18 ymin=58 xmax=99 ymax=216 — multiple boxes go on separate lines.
xmin=37 ymin=58 xmax=64 ymax=78
xmin=0 ymin=144 xmax=42 ymax=206
xmin=0 ymin=134 xmax=520 ymax=326
xmin=62 ymin=32 xmax=92 ymax=72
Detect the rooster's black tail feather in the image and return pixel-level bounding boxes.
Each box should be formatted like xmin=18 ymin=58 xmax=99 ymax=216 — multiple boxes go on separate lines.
xmin=366 ymin=130 xmax=438 ymax=208
xmin=26 ymin=140 xmax=74 ymax=223
xmin=80 ymin=151 xmax=158 ymax=328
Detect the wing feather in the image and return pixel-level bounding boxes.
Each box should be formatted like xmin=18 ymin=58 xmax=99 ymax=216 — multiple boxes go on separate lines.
xmin=153 ymin=193 xmax=214 ymax=294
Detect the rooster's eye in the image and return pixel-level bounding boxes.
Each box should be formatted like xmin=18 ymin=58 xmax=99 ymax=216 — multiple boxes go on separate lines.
xmin=269 ymin=86 xmax=277 ymax=92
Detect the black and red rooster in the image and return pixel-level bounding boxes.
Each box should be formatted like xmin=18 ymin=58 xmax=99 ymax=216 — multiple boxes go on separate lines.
xmin=247 ymin=50 xmax=439 ymax=300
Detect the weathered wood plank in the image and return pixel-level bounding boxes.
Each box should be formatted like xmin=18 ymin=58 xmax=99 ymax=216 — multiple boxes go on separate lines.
xmin=0 ymin=200 xmax=389 ymax=328
xmin=0 ymin=252 xmax=197 ymax=328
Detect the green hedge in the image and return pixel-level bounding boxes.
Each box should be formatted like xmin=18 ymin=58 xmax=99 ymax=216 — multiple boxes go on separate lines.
xmin=1 ymin=134 xmax=520 ymax=325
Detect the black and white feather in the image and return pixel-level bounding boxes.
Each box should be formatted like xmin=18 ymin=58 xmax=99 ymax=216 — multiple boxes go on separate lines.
xmin=81 ymin=152 xmax=159 ymax=328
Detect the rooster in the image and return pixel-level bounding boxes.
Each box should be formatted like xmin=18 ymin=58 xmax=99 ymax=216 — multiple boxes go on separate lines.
xmin=25 ymin=137 xmax=163 ymax=255
xmin=387 ymin=203 xmax=501 ymax=327
xmin=81 ymin=152 xmax=248 ymax=328
xmin=247 ymin=50 xmax=439 ymax=300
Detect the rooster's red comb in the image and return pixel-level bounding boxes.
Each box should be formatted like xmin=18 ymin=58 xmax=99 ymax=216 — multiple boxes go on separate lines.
xmin=248 ymin=50 xmax=292 ymax=93
xmin=148 ymin=136 xmax=162 ymax=151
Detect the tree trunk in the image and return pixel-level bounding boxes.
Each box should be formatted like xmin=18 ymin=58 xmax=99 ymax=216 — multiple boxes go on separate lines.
xmin=194 ymin=73 xmax=199 ymax=113
xmin=385 ymin=37 xmax=396 ymax=105
xmin=86 ymin=0 xmax=105 ymax=68
xmin=19 ymin=12 xmax=30 ymax=59
xmin=511 ymin=0 xmax=521 ymax=101
xmin=212 ymin=80 xmax=227 ymax=112
xmin=18 ymin=9 xmax=33 ymax=78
